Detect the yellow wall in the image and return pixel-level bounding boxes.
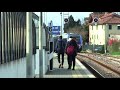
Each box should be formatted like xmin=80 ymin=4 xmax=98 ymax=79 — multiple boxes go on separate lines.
xmin=89 ymin=25 xmax=105 ymax=45
xmin=89 ymin=24 xmax=120 ymax=45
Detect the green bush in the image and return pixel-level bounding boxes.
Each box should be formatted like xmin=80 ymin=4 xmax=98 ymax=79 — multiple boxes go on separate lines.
xmin=108 ymin=41 xmax=120 ymax=53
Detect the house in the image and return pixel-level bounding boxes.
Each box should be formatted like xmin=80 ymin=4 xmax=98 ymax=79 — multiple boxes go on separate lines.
xmin=88 ymin=12 xmax=120 ymax=46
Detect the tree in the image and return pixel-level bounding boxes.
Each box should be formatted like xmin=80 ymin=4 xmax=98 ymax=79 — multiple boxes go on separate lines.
xmin=76 ymin=19 xmax=81 ymax=26
xmin=68 ymin=15 xmax=75 ymax=28
xmin=64 ymin=15 xmax=82 ymax=32
xmin=64 ymin=15 xmax=75 ymax=32
xmin=64 ymin=23 xmax=69 ymax=33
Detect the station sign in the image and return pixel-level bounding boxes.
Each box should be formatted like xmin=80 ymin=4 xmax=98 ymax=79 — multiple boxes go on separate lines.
xmin=52 ymin=26 xmax=60 ymax=35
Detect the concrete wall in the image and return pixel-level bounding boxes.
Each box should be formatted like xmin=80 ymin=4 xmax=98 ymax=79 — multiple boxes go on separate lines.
xmin=35 ymin=49 xmax=49 ymax=76
xmin=0 ymin=55 xmax=35 ymax=78
xmin=0 ymin=49 xmax=50 ymax=78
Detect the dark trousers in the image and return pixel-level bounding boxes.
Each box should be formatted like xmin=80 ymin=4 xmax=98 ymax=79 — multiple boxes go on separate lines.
xmin=58 ymin=53 xmax=64 ymax=65
xmin=67 ymin=55 xmax=76 ymax=69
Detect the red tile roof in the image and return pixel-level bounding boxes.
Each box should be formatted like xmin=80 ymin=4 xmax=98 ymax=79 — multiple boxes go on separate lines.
xmin=88 ymin=13 xmax=104 ymax=23
xmin=89 ymin=13 xmax=120 ymax=25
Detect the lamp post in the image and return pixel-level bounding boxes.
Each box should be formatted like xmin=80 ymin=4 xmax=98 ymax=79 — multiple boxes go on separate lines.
xmin=93 ymin=34 xmax=95 ymax=53
xmin=46 ymin=12 xmax=47 ymax=24
xmin=104 ymin=24 xmax=108 ymax=54
xmin=93 ymin=17 xmax=98 ymax=53
xmin=60 ymin=12 xmax=62 ymax=36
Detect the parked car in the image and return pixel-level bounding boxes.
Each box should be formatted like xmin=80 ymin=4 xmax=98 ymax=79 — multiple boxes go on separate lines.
xmin=94 ymin=46 xmax=103 ymax=53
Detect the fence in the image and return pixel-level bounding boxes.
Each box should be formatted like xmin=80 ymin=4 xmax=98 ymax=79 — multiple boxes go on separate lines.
xmin=82 ymin=45 xmax=105 ymax=53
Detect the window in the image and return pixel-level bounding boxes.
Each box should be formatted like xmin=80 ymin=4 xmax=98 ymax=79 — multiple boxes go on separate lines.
xmin=97 ymin=35 xmax=98 ymax=39
xmin=102 ymin=25 xmax=103 ymax=29
xmin=96 ymin=25 xmax=98 ymax=30
xmin=90 ymin=38 xmax=91 ymax=40
xmin=117 ymin=25 xmax=120 ymax=30
xmin=109 ymin=25 xmax=112 ymax=30
xmin=92 ymin=35 xmax=93 ymax=39
xmin=94 ymin=35 xmax=96 ymax=39
xmin=92 ymin=25 xmax=93 ymax=30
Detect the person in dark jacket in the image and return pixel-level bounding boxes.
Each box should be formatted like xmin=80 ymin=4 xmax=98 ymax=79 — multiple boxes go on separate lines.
xmin=66 ymin=36 xmax=78 ymax=70
xmin=55 ymin=36 xmax=65 ymax=68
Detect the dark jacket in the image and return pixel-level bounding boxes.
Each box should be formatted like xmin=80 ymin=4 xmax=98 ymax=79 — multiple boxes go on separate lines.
xmin=55 ymin=38 xmax=65 ymax=54
xmin=66 ymin=39 xmax=78 ymax=56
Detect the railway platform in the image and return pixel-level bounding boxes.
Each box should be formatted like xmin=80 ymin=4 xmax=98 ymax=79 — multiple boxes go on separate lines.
xmin=35 ymin=53 xmax=95 ymax=78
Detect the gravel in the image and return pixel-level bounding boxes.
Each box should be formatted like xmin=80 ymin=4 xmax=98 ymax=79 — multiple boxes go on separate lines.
xmin=77 ymin=53 xmax=120 ymax=78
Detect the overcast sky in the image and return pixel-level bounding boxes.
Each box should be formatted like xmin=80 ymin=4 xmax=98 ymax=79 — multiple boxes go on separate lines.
xmin=34 ymin=12 xmax=92 ymax=26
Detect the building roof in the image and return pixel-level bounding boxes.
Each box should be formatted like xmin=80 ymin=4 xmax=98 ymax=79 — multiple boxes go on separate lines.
xmin=89 ymin=12 xmax=120 ymax=25
xmin=88 ymin=13 xmax=105 ymax=23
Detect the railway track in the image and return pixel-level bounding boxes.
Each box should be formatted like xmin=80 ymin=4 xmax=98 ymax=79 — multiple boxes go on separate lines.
xmin=85 ymin=52 xmax=120 ymax=60
xmin=78 ymin=59 xmax=105 ymax=78
xmin=77 ymin=53 xmax=120 ymax=78
xmin=87 ymin=53 xmax=120 ymax=64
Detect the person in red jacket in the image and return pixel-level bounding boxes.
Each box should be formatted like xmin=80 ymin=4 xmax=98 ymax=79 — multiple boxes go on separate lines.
xmin=66 ymin=36 xmax=78 ymax=70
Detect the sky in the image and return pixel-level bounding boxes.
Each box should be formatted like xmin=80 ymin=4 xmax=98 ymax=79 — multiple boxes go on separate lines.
xmin=34 ymin=12 xmax=92 ymax=26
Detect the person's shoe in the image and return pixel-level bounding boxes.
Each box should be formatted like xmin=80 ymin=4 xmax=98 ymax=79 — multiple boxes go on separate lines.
xmin=68 ymin=68 xmax=71 ymax=70
xmin=67 ymin=67 xmax=71 ymax=69
xmin=72 ymin=68 xmax=75 ymax=70
xmin=59 ymin=64 xmax=61 ymax=68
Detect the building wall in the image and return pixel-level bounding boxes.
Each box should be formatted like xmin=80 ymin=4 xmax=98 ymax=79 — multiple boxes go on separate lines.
xmin=0 ymin=49 xmax=49 ymax=78
xmin=0 ymin=54 xmax=35 ymax=78
xmin=108 ymin=24 xmax=120 ymax=35
xmin=89 ymin=24 xmax=120 ymax=45
xmin=89 ymin=25 xmax=105 ymax=45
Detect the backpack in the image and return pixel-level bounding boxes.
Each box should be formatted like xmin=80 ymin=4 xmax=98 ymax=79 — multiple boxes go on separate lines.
xmin=66 ymin=45 xmax=75 ymax=55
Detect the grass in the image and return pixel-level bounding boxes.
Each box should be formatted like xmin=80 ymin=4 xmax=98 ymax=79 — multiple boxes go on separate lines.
xmin=110 ymin=52 xmax=120 ymax=55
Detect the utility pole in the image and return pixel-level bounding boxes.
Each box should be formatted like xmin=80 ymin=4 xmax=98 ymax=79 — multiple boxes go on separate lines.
xmin=63 ymin=12 xmax=69 ymax=33
xmin=39 ymin=12 xmax=43 ymax=78
xmin=93 ymin=34 xmax=95 ymax=53
xmin=93 ymin=17 xmax=98 ymax=53
xmin=46 ymin=12 xmax=47 ymax=25
xmin=104 ymin=24 xmax=108 ymax=54
xmin=60 ymin=12 xmax=62 ymax=36
xmin=26 ymin=12 xmax=34 ymax=78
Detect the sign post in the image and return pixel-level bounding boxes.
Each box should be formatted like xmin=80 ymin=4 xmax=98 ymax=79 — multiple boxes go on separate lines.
xmin=93 ymin=17 xmax=98 ymax=53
